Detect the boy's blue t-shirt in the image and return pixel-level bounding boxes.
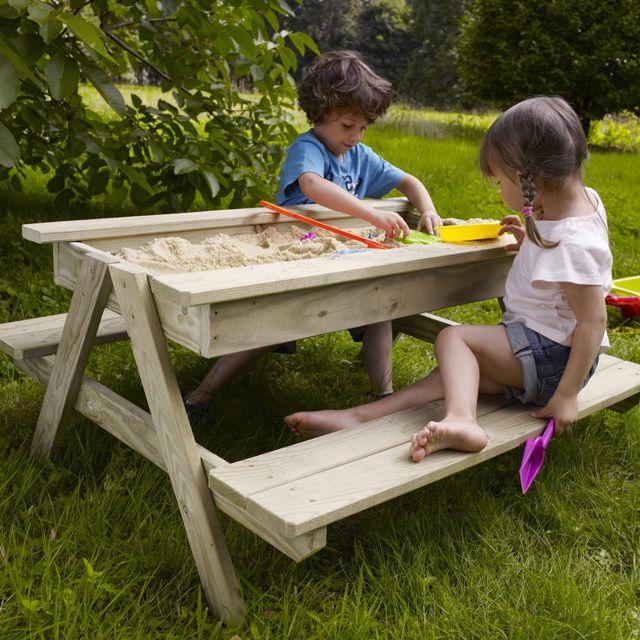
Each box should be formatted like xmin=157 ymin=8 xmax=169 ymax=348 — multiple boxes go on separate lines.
xmin=275 ymin=130 xmax=404 ymax=205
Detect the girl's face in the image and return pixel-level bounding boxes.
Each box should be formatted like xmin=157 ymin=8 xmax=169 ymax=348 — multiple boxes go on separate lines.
xmin=492 ymin=166 xmax=524 ymax=212
xmin=314 ymin=110 xmax=369 ymax=157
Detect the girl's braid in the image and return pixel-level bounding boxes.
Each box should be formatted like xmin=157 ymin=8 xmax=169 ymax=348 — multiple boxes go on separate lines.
xmin=519 ymin=168 xmax=559 ymax=248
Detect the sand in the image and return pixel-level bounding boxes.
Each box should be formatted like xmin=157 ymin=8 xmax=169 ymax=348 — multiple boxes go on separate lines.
xmin=116 ymin=224 xmax=390 ymax=273
xmin=116 ymin=218 xmax=501 ymax=274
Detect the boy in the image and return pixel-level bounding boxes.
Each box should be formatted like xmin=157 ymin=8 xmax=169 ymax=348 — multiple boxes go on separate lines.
xmin=184 ymin=50 xmax=441 ymax=425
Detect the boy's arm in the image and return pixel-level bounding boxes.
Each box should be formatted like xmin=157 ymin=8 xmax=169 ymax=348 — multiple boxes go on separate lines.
xmin=531 ymin=283 xmax=607 ymax=433
xmin=396 ymin=174 xmax=441 ymax=235
xmin=298 ymin=172 xmax=410 ymax=238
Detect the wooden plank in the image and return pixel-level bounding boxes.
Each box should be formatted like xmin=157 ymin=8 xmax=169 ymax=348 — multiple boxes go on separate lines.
xmin=392 ymin=312 xmax=459 ymax=343
xmin=227 ymin=356 xmax=640 ymax=536
xmin=199 ymin=256 xmax=512 ymax=357
xmin=23 ymin=198 xmax=412 ymax=244
xmin=213 ymin=494 xmax=326 ymax=562
xmin=150 ymin=238 xmax=514 ymax=307
xmin=55 ymin=242 xmax=122 ymax=313
xmin=210 ymin=395 xmax=512 ymax=507
xmin=212 ymin=355 xmax=620 ymax=505
xmin=13 ymin=355 xmax=323 ymax=561
xmin=109 ymin=261 xmax=244 ymax=624
xmin=0 ymin=309 xmax=127 ymax=360
xmin=31 ymin=253 xmax=117 ymax=459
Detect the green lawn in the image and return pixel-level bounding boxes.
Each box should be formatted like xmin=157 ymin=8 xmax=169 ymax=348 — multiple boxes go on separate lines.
xmin=1 ymin=92 xmax=639 ymax=639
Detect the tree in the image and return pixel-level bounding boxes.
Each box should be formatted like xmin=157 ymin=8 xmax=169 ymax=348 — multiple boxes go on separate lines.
xmin=0 ymin=0 xmax=317 ymax=210
xmin=284 ymin=0 xmax=412 ymax=93
xmin=284 ymin=0 xmax=363 ymax=78
xmin=403 ymin=0 xmax=467 ymax=107
xmin=457 ymin=0 xmax=640 ymax=134
xmin=354 ymin=0 xmax=413 ymax=91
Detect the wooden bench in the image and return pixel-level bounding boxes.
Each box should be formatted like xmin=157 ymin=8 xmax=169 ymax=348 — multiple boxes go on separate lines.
xmin=3 ymin=201 xmax=639 ymax=623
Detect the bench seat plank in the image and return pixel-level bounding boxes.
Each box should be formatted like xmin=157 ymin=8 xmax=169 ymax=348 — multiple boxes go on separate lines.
xmin=209 ymin=355 xmax=640 ymax=537
xmin=209 ymin=355 xmax=620 ymax=503
xmin=0 ymin=309 xmax=127 ymax=360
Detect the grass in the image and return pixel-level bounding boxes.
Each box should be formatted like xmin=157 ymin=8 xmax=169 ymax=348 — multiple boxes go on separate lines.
xmin=1 ymin=88 xmax=639 ymax=639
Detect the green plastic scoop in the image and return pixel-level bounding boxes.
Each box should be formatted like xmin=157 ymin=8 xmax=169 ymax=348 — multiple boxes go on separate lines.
xmin=398 ymin=230 xmax=441 ymax=245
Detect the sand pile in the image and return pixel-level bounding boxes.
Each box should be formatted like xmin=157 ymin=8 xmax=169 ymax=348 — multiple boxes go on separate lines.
xmin=116 ymin=224 xmax=390 ymax=273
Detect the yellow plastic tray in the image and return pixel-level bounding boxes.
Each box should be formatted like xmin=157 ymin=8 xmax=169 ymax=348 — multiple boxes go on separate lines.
xmin=611 ymin=276 xmax=640 ymax=296
xmin=437 ymin=222 xmax=502 ymax=242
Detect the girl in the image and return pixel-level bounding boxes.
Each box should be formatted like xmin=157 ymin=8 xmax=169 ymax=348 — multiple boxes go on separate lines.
xmin=285 ymin=96 xmax=613 ymax=463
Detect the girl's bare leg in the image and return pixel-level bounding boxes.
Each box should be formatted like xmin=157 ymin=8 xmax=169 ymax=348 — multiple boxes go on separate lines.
xmin=186 ymin=346 xmax=274 ymax=405
xmin=410 ymin=325 xmax=523 ymax=461
xmin=285 ymin=341 xmax=507 ymax=437
xmin=361 ymin=321 xmax=394 ymax=395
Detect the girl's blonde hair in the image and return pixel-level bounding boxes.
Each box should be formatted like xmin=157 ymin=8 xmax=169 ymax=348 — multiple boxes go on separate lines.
xmin=479 ymin=96 xmax=589 ymax=248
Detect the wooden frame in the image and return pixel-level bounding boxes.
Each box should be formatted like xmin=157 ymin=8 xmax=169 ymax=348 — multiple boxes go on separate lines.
xmin=6 ymin=200 xmax=639 ymax=623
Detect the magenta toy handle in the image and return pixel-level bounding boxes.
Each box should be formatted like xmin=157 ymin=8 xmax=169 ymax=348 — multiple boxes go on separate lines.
xmin=542 ymin=418 xmax=555 ymax=447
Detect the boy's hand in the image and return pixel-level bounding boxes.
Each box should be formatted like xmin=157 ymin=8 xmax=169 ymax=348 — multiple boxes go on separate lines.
xmin=499 ymin=215 xmax=526 ymax=251
xmin=531 ymin=390 xmax=578 ymax=435
xmin=417 ymin=210 xmax=443 ymax=235
xmin=371 ymin=210 xmax=410 ymax=239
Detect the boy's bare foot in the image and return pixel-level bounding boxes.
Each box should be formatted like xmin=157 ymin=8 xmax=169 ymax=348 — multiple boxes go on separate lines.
xmin=409 ymin=418 xmax=487 ymax=462
xmin=284 ymin=409 xmax=362 ymax=437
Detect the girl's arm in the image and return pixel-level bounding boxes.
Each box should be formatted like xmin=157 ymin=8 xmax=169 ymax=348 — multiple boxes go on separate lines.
xmin=298 ymin=172 xmax=410 ymax=238
xmin=395 ymin=174 xmax=441 ymax=235
xmin=532 ymin=283 xmax=607 ymax=432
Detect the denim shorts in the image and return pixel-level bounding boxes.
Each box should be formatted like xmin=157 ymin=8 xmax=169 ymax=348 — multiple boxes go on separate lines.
xmin=503 ymin=321 xmax=599 ymax=407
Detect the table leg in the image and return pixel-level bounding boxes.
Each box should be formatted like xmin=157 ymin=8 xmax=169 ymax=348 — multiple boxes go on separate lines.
xmin=109 ymin=262 xmax=244 ymax=625
xmin=31 ymin=253 xmax=115 ymax=459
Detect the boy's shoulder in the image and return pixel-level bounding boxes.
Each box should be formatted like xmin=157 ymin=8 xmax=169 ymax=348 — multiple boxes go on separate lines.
xmin=288 ymin=130 xmax=378 ymax=159
xmin=289 ymin=129 xmax=325 ymax=151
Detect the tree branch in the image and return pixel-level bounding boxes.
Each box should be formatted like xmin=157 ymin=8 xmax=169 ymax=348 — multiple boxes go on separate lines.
xmin=109 ymin=17 xmax=176 ymax=31
xmin=102 ymin=28 xmax=174 ymax=84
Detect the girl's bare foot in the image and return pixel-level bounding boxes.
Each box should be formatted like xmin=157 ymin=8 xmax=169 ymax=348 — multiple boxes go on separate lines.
xmin=409 ymin=418 xmax=487 ymax=462
xmin=284 ymin=408 xmax=362 ymax=437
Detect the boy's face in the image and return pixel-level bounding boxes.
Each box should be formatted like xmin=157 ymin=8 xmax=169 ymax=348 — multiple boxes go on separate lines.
xmin=314 ymin=110 xmax=370 ymax=157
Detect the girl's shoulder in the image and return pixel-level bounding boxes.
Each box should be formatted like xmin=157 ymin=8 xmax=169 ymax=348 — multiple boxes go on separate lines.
xmin=535 ymin=187 xmax=608 ymax=237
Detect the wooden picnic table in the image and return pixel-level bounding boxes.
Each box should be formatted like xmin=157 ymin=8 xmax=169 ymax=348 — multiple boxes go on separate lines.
xmin=4 ymin=199 xmax=638 ymax=624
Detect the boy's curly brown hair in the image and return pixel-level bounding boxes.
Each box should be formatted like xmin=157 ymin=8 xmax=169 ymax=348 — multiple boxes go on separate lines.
xmin=297 ymin=50 xmax=392 ymax=125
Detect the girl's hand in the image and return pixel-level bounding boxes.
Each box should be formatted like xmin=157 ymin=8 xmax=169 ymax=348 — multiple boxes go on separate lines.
xmin=531 ymin=391 xmax=579 ymax=434
xmin=417 ymin=209 xmax=443 ymax=235
xmin=499 ymin=214 xmax=525 ymax=251
xmin=372 ymin=210 xmax=410 ymax=239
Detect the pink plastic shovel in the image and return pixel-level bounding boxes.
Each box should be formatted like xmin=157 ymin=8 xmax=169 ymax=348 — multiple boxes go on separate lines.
xmin=519 ymin=418 xmax=555 ymax=494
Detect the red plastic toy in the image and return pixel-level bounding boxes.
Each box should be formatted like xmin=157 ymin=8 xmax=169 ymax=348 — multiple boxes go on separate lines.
xmin=605 ymin=293 xmax=640 ymax=318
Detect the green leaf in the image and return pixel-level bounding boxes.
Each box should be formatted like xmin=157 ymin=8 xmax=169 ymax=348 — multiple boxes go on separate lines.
xmin=227 ymin=25 xmax=256 ymax=57
xmin=27 ymin=1 xmax=53 ymax=26
xmin=59 ymin=13 xmax=113 ymax=62
xmin=0 ymin=122 xmax=20 ymax=167
xmin=88 ymin=169 xmax=109 ymax=195
xmin=45 ymin=54 xmax=79 ymax=100
xmin=0 ymin=5 xmax=20 ymax=18
xmin=200 ymin=170 xmax=219 ymax=198
xmin=0 ymin=39 xmax=39 ymax=84
xmin=8 ymin=0 xmax=29 ymax=12
xmin=173 ymin=158 xmax=197 ymax=175
xmin=83 ymin=63 xmax=125 ymax=115
xmin=46 ymin=173 xmax=65 ymax=193
xmin=0 ymin=55 xmax=18 ymax=111
xmin=39 ymin=17 xmax=64 ymax=44
xmin=264 ymin=10 xmax=279 ymax=31
xmin=119 ymin=163 xmax=153 ymax=193
xmin=292 ymin=31 xmax=319 ymax=55
xmin=287 ymin=32 xmax=305 ymax=55
xmin=12 ymin=33 xmax=47 ymax=67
